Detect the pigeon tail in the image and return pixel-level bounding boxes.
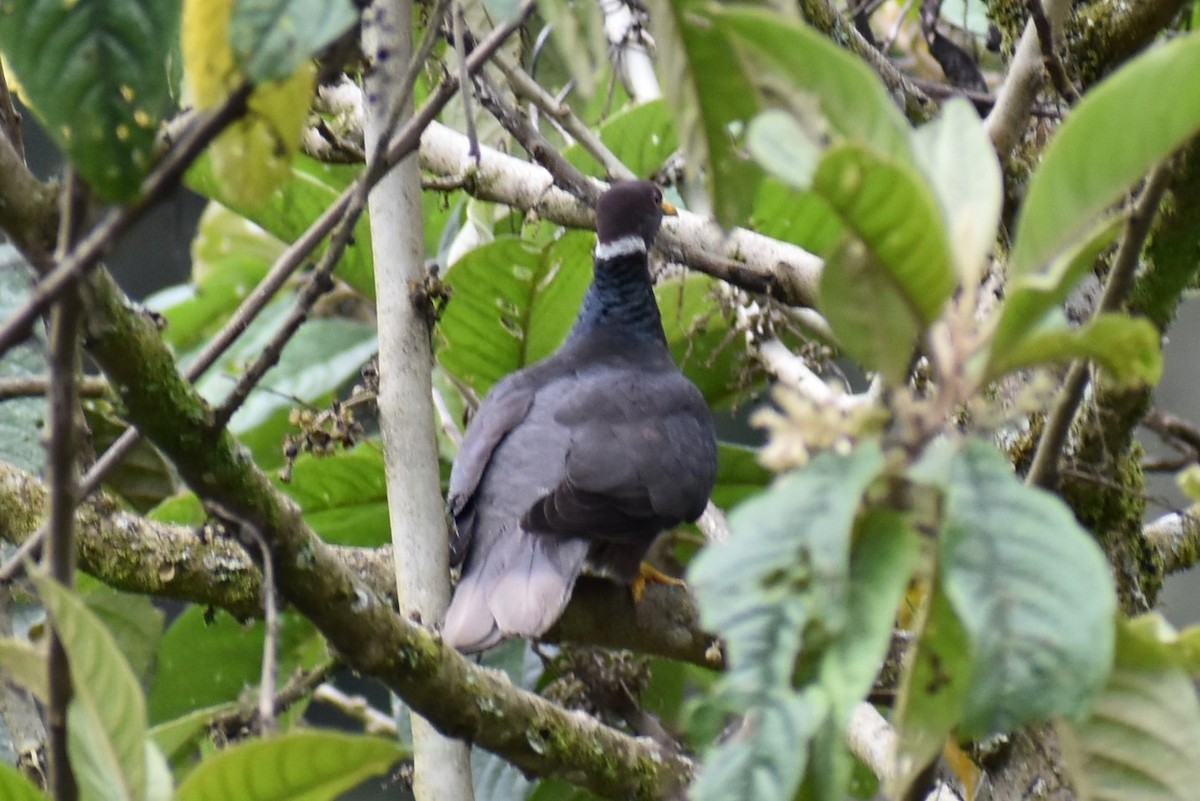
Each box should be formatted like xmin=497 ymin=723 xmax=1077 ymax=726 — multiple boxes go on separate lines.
xmin=442 ymin=530 xmax=589 ymax=653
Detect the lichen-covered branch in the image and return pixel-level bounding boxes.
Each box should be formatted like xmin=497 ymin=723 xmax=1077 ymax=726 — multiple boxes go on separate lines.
xmin=0 ymin=459 xmax=720 ymax=669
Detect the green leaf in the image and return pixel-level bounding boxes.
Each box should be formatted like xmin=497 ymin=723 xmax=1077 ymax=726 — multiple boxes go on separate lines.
xmin=149 ymin=704 xmax=237 ymax=764
xmin=711 ymin=443 xmax=772 ymax=509
xmin=657 ymin=274 xmax=744 ymax=408
xmin=814 ymin=144 xmax=956 ymax=326
xmin=691 ymin=691 xmax=825 ymax=801
xmin=32 ymin=572 xmax=146 ymax=801
xmin=819 ymin=236 xmax=920 ymax=385
xmin=646 ymin=0 xmax=761 ymax=227
xmin=749 ymin=179 xmax=844 ymax=259
xmin=0 ymin=0 xmax=180 ymax=199
xmin=278 ymin=445 xmax=389 ymax=546
xmin=187 ymin=155 xmax=375 ymax=298
xmin=811 ymin=509 xmax=920 ymax=800
xmin=175 ymin=730 xmax=402 ymax=801
xmin=911 ymin=98 xmax=1001 ymax=286
xmin=146 ymin=203 xmax=285 ymax=353
xmin=891 ymin=584 xmax=972 ymax=797
xmin=230 ymin=0 xmax=358 ymax=83
xmin=149 ymin=607 xmax=323 ymax=724
xmin=1011 ymin=31 xmax=1200 ymax=276
xmin=940 ymin=439 xmax=1116 ymax=736
xmin=988 ymin=217 xmax=1122 ymax=364
xmin=690 ymin=443 xmax=885 ymax=698
xmin=0 ymin=763 xmax=48 ymax=801
xmin=535 ymin=0 xmax=605 ymax=99
xmin=1057 ymin=618 xmax=1200 ymax=801
xmin=563 ymin=100 xmax=679 ymax=179
xmin=708 ymin=6 xmax=912 ymax=163
xmin=438 ymin=233 xmax=592 ymax=396
xmin=0 ymin=636 xmax=47 ymax=702
xmin=746 ymin=110 xmax=821 ymax=190
xmin=78 ymin=578 xmax=165 ymax=682
xmin=985 ymin=313 xmax=1163 ymax=387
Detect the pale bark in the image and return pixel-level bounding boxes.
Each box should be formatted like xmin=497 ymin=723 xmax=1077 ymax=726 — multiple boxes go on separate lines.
xmin=362 ymin=2 xmax=475 ymax=799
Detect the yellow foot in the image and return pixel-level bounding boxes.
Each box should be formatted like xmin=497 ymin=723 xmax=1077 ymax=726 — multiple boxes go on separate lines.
xmin=630 ymin=563 xmax=686 ymax=603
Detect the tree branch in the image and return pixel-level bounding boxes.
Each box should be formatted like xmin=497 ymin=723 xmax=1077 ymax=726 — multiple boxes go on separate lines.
xmin=418 ymin=121 xmax=824 ymax=306
xmin=1025 ymin=160 xmax=1174 ymax=489
xmin=0 ymin=459 xmax=721 ymax=669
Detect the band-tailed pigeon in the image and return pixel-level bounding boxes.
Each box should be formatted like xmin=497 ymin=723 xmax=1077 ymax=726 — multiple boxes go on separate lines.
xmin=442 ymin=181 xmax=718 ymax=652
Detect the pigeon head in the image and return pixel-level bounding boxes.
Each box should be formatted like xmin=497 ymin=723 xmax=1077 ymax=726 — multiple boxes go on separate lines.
xmin=595 ymin=181 xmax=677 ymax=258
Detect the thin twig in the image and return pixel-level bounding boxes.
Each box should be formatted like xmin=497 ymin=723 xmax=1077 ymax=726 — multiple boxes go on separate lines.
xmin=0 ymin=84 xmax=252 ymax=358
xmin=1025 ymin=162 xmax=1175 ymax=489
xmin=209 ymin=660 xmax=339 ymax=737
xmin=454 ymin=4 xmax=481 ymax=163
xmin=473 ymin=69 xmax=601 ymax=203
xmin=43 ymin=170 xmax=86 ymax=801
xmin=494 ymin=52 xmax=636 ymax=181
xmin=1026 ymin=0 xmax=1079 ymax=103
xmin=313 ymin=683 xmax=399 ymax=736
xmin=0 ymin=375 xmax=109 ymax=400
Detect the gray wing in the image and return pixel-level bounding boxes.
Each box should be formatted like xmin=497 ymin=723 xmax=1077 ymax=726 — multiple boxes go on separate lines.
xmin=522 ymin=365 xmax=718 ymax=542
xmin=447 ymin=374 xmax=535 ymax=566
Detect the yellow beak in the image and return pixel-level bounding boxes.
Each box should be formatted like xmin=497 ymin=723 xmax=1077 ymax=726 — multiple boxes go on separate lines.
xmin=661 ymin=199 xmax=678 ymax=216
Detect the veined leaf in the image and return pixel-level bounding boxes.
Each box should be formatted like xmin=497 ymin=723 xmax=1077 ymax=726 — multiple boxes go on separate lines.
xmin=912 ymin=98 xmax=1001 ymax=287
xmin=0 ymin=0 xmax=179 ymax=199
xmin=985 ymin=313 xmax=1162 ymax=387
xmin=814 ymin=143 xmax=956 ymax=326
xmin=646 ymin=0 xmax=761 ymax=227
xmin=230 ymin=0 xmax=358 ymax=83
xmin=940 ymin=439 xmax=1116 ymax=736
xmin=278 ymin=445 xmax=389 ymax=546
xmin=746 ymin=109 xmax=821 ymax=190
xmin=438 ymin=233 xmax=592 ymax=396
xmin=149 ymin=703 xmax=238 ymax=765
xmin=812 ymin=509 xmax=921 ymax=800
xmin=690 ymin=691 xmax=825 ymax=801
xmin=690 ymin=443 xmax=885 ymax=699
xmin=175 ymin=731 xmax=403 ymax=801
xmin=819 ymin=235 xmax=921 ymax=386
xmin=1057 ymin=617 xmax=1200 ymax=801
xmin=1011 ymin=31 xmax=1200 ymax=276
xmin=891 ymin=584 xmax=972 ymax=798
xmin=708 ymin=6 xmax=912 ymax=164
xmin=32 ymin=572 xmax=146 ymax=801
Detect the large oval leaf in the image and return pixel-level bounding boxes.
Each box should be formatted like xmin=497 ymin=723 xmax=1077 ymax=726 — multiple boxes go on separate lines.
xmin=230 ymin=0 xmax=358 ymax=83
xmin=1011 ymin=31 xmax=1200 ymax=276
xmin=0 ymin=0 xmax=179 ymax=199
xmin=939 ymin=439 xmax=1116 ymax=736
xmin=690 ymin=443 xmax=885 ymax=698
xmin=646 ymin=0 xmax=761 ymax=226
xmin=814 ymin=143 xmax=956 ymax=326
xmin=175 ymin=731 xmax=403 ymax=801
xmin=1057 ymin=618 xmax=1200 ymax=801
xmin=32 ymin=572 xmax=146 ymax=801
xmin=709 ymin=6 xmax=912 ymax=164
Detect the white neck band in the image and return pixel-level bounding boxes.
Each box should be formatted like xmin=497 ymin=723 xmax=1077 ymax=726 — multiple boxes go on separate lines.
xmin=594 ymin=234 xmax=646 ymax=261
